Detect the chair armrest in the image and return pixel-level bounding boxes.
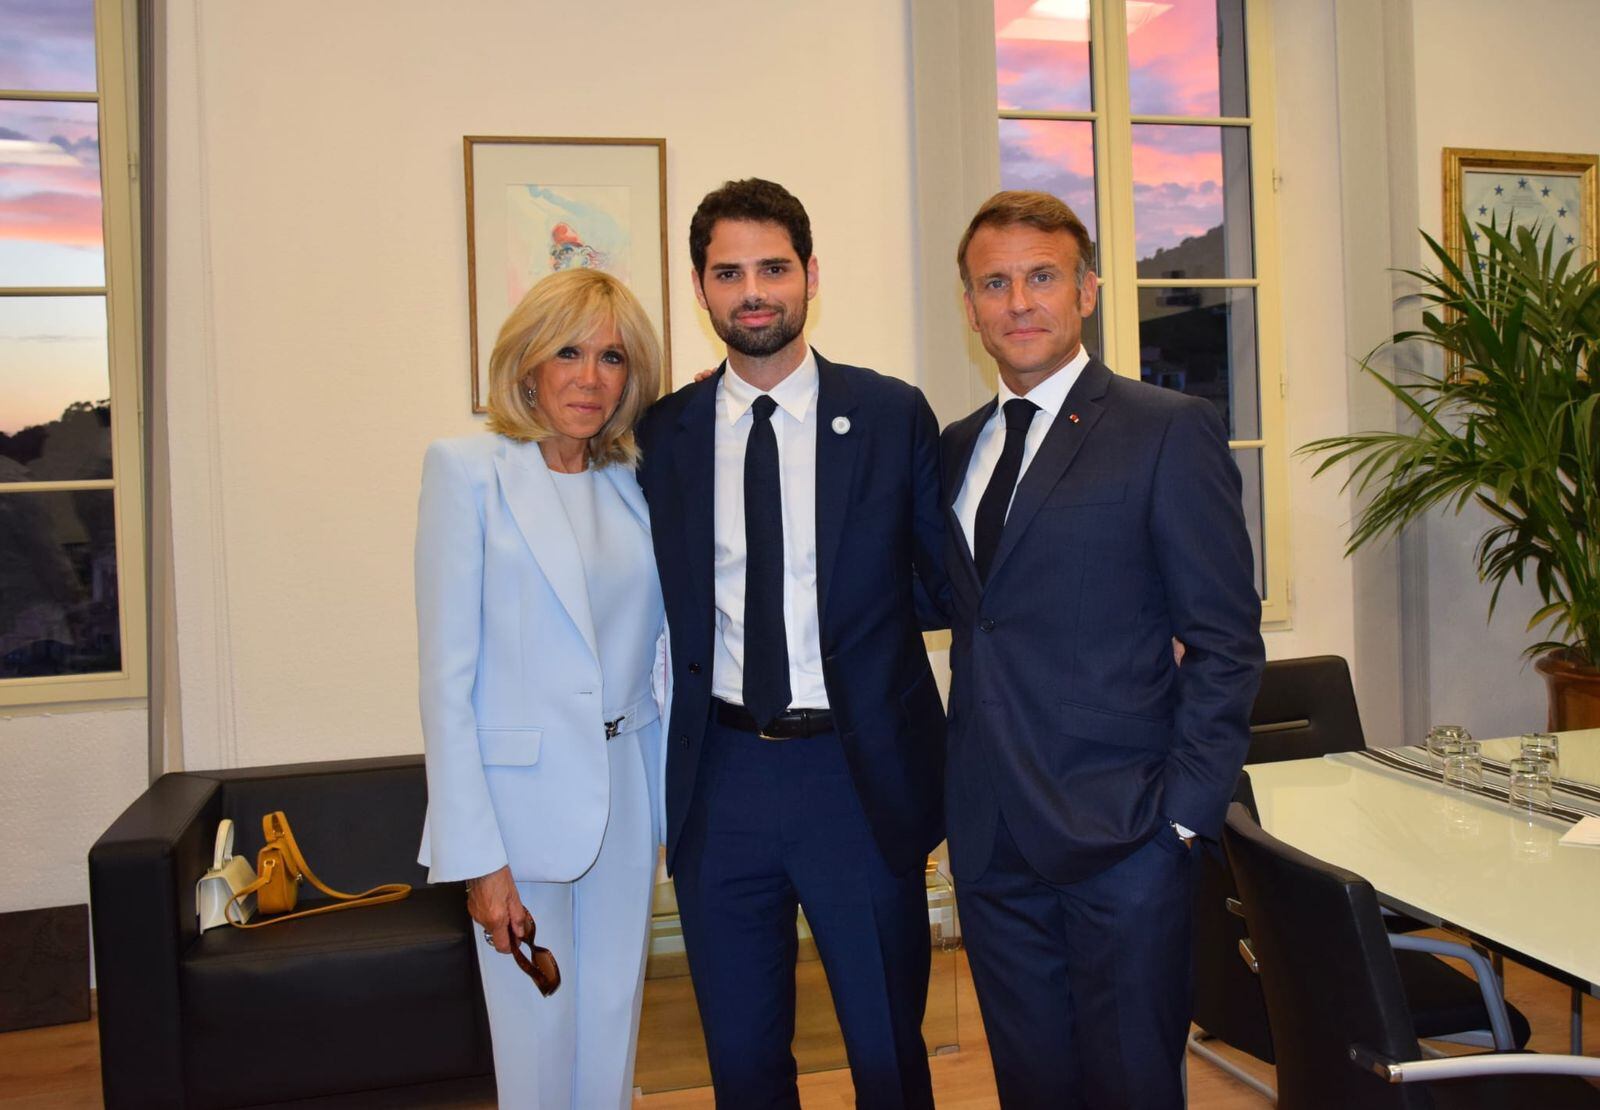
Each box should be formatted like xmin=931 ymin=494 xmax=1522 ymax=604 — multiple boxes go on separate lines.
xmin=1387 ymin=933 xmax=1515 ymax=1050
xmin=88 ymin=772 xmax=224 ymax=1108
xmin=1350 ymin=1044 xmax=1600 ymax=1083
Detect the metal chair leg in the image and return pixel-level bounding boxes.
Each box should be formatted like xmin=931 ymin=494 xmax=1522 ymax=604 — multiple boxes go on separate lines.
xmin=1186 ymin=1028 xmax=1277 ymax=1102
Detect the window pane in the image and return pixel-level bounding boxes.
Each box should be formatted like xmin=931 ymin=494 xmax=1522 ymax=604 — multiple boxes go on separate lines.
xmin=1132 ymin=124 xmax=1252 ymax=278
xmin=1127 ymin=0 xmax=1248 ymax=118
xmin=998 ymin=117 xmax=1101 ymax=356
xmin=0 ymin=0 xmax=97 ymax=93
xmin=0 ymin=295 xmax=111 ymax=480
xmin=0 ymin=99 xmax=104 ymax=286
xmin=1138 ymin=285 xmax=1258 ymax=439
xmin=995 ymin=0 xmax=1092 ymax=112
xmin=1232 ymin=448 xmax=1265 ymax=599
xmin=0 ymin=488 xmax=121 ymax=678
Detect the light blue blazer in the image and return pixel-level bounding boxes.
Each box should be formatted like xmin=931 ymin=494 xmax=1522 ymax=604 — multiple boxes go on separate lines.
xmin=414 ymin=434 xmax=665 ymax=885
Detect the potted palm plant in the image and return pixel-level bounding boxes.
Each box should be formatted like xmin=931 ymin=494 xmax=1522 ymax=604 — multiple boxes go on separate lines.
xmin=1302 ymin=220 xmax=1600 ymax=730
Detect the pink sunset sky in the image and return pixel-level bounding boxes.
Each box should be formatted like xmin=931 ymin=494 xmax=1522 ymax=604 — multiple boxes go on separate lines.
xmin=1 ymin=0 xmax=107 ymax=436
xmin=996 ymin=0 xmax=1250 ymax=264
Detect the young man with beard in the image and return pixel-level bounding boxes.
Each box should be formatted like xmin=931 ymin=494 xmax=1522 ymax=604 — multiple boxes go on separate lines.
xmin=636 ymin=178 xmax=947 ymax=1108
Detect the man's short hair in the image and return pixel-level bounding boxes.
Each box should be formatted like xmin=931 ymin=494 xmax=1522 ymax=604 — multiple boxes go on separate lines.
xmin=957 ymin=190 xmax=1095 ymax=288
xmin=689 ymin=178 xmax=813 ymax=276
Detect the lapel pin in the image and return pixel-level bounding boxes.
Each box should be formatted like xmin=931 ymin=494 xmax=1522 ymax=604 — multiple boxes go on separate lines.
xmin=1068 ymin=412 xmax=1080 ymax=423
xmin=832 ymin=416 xmax=851 ymax=435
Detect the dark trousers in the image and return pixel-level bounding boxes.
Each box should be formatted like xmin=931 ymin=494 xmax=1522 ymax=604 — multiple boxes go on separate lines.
xmin=957 ymin=814 xmax=1195 ymax=1110
xmin=673 ymin=715 xmax=934 ymax=1110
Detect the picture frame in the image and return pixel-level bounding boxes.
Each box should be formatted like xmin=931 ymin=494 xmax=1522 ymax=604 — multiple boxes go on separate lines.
xmin=1443 ymin=146 xmax=1597 ymax=267
xmin=464 ymin=136 xmax=671 ymax=412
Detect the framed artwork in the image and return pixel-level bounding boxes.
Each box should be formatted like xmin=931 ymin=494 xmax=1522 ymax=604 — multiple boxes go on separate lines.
xmin=464 ymin=136 xmax=670 ymax=411
xmin=1443 ymin=147 xmax=1597 ymax=266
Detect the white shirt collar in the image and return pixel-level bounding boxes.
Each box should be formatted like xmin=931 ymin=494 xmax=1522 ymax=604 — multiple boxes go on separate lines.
xmin=719 ymin=347 xmax=819 ymax=425
xmin=996 ymin=345 xmax=1090 ymax=419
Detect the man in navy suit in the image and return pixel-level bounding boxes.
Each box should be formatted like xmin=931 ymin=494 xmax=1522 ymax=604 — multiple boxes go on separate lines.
xmin=636 ymin=179 xmax=946 ymax=1109
xmin=941 ymin=190 xmax=1265 ymax=1108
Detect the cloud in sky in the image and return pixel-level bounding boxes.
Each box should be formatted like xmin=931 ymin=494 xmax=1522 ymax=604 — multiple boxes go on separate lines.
xmin=0 ymin=101 xmax=103 ymax=256
xmin=0 ymin=0 xmax=98 ymax=93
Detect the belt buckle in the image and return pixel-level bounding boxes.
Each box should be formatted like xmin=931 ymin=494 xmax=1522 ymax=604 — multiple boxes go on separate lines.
xmin=604 ymin=715 xmax=625 ymax=739
xmin=759 ymin=726 xmax=783 ymax=740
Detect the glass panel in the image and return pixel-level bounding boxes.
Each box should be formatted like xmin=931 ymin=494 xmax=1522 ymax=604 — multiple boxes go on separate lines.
xmin=1127 ymin=0 xmax=1248 ymax=118
xmin=0 ymin=0 xmax=97 ymax=93
xmin=1232 ymin=448 xmax=1265 ymax=598
xmin=0 ymin=488 xmax=121 ymax=679
xmin=1132 ymin=124 xmax=1252 ymax=278
xmin=1138 ymin=286 xmax=1258 ymax=438
xmin=995 ymin=0 xmax=1093 ymax=113
xmin=0 ymin=295 xmax=111 ymax=480
xmin=0 ymin=99 xmax=104 ymax=286
xmin=998 ymin=117 xmax=1101 ymax=357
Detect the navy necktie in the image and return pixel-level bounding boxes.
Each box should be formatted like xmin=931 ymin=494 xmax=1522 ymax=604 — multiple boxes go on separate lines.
xmin=742 ymin=395 xmax=791 ymax=728
xmin=973 ymin=398 xmax=1039 ymax=582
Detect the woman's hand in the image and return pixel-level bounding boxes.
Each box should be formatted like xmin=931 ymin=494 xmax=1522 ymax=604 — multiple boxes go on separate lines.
xmin=466 ymin=865 xmax=532 ymax=954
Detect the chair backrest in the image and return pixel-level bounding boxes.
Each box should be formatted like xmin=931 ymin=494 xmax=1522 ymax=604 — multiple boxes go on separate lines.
xmin=1222 ymin=804 xmax=1429 ymax=1110
xmin=1248 ymin=655 xmax=1365 ymax=764
xmin=1191 ymin=772 xmax=1275 ymax=1060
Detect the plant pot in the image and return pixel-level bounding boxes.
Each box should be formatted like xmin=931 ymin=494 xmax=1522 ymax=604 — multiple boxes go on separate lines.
xmin=1534 ymin=648 xmax=1600 ymax=731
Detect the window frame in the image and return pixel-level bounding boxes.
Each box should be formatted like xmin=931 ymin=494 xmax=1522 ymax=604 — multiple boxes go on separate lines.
xmin=995 ymin=0 xmax=1290 ymax=624
xmin=0 ymin=0 xmax=146 ymax=706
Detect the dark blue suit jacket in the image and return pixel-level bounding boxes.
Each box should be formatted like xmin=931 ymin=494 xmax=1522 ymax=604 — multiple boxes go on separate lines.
xmin=941 ymin=359 xmax=1265 ymax=885
xmin=637 ymin=352 xmax=949 ymax=876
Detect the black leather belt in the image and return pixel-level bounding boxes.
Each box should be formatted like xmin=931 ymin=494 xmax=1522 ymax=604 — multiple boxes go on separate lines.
xmin=713 ymin=698 xmax=834 ymax=740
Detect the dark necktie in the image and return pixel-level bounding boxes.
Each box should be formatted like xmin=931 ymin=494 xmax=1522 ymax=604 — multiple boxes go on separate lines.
xmin=742 ymin=395 xmax=791 ymax=728
xmin=973 ymin=398 xmax=1039 ymax=582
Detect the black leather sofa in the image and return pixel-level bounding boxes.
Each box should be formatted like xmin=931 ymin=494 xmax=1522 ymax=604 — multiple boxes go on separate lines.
xmin=88 ymin=755 xmax=494 ymax=1108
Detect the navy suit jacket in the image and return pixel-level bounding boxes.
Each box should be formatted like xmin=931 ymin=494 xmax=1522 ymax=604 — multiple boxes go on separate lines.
xmin=637 ymin=352 xmax=949 ymax=876
xmin=941 ymin=358 xmax=1265 ymax=885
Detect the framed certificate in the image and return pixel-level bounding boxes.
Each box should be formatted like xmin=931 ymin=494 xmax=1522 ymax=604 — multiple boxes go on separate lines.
xmin=1443 ymin=147 xmax=1597 ymax=266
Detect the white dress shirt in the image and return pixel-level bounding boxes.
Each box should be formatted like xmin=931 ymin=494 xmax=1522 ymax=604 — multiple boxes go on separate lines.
xmin=954 ymin=345 xmax=1091 ymax=552
xmin=711 ymin=349 xmax=829 ymax=710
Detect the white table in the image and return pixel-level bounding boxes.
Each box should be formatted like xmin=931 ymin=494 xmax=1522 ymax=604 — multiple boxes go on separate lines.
xmin=1248 ymin=730 xmax=1600 ymax=1050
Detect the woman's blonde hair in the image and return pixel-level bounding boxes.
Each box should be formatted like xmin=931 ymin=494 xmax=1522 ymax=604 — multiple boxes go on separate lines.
xmin=485 ymin=268 xmax=662 ymax=467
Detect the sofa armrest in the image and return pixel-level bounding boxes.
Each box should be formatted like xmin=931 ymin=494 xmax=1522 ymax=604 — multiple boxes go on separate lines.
xmin=88 ymin=772 xmax=224 ymax=1109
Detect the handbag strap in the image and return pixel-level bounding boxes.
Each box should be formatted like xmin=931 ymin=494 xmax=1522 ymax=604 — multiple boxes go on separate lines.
xmin=226 ymin=812 xmax=410 ymax=929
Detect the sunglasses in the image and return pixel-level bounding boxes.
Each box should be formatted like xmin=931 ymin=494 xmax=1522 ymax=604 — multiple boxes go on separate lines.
xmin=508 ymin=915 xmax=561 ymax=997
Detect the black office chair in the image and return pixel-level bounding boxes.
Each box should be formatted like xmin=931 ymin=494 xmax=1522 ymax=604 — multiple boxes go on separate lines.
xmin=1188 ymin=658 xmax=1502 ymax=1098
xmin=1246 ymin=654 xmax=1365 ymax=764
xmin=1223 ymin=804 xmax=1600 ymax=1109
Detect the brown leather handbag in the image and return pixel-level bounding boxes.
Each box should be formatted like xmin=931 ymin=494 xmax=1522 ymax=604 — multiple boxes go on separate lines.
xmin=227 ymin=811 xmax=410 ymax=928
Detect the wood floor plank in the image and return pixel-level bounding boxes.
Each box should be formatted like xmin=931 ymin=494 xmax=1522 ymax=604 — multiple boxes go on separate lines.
xmin=3 ymin=939 xmax=1594 ymax=1108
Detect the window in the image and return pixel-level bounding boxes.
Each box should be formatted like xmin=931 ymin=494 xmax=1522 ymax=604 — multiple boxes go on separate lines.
xmin=994 ymin=0 xmax=1289 ymax=621
xmin=0 ymin=0 xmax=144 ymax=704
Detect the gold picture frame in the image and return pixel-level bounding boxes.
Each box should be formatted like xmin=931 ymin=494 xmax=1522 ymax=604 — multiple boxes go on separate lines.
xmin=1442 ymin=147 xmax=1597 ymax=267
xmin=464 ymin=136 xmax=672 ymax=412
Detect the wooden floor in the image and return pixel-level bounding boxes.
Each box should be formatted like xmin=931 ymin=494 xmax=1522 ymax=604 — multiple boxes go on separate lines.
xmin=4 ymin=937 xmax=1596 ymax=1108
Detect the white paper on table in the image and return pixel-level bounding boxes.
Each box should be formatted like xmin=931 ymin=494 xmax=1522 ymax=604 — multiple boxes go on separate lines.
xmin=1557 ymin=815 xmax=1600 ymax=848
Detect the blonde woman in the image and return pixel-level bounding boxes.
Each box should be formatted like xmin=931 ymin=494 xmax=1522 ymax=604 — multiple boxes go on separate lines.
xmin=415 ymin=268 xmax=664 ymax=1108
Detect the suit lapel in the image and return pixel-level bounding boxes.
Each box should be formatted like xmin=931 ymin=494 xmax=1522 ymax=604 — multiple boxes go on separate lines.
xmin=985 ymin=359 xmax=1112 ymax=587
xmin=492 ymin=441 xmax=598 ymax=663
xmin=814 ymin=353 xmax=861 ymax=622
xmin=942 ymin=400 xmax=994 ymax=590
xmin=672 ymin=372 xmax=720 ymax=625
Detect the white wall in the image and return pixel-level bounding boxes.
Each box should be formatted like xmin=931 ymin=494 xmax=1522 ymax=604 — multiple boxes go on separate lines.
xmin=160 ymin=0 xmax=922 ymax=771
xmin=0 ymin=705 xmax=145 ymax=915
xmin=1409 ymin=0 xmax=1600 ymax=737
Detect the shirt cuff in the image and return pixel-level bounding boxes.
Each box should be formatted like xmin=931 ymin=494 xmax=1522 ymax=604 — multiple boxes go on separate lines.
xmin=1171 ymin=821 xmax=1196 ymax=841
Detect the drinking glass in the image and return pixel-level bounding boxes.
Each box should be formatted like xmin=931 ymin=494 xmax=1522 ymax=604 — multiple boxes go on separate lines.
xmin=1443 ymin=747 xmax=1484 ymax=792
xmin=1426 ymin=725 xmax=1471 ymax=760
xmin=1507 ymin=757 xmax=1554 ymax=815
xmin=1519 ymin=732 xmax=1560 ymax=781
